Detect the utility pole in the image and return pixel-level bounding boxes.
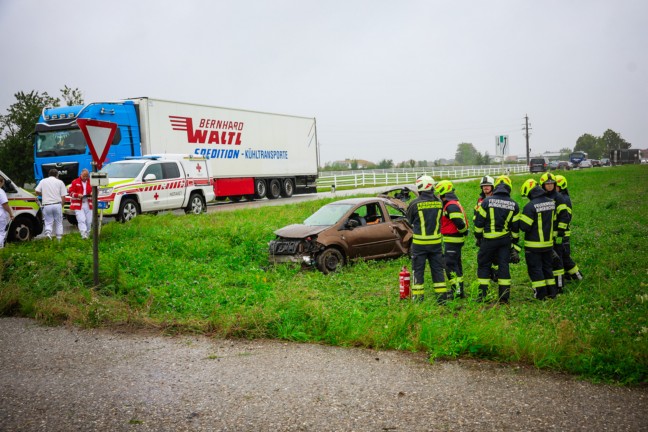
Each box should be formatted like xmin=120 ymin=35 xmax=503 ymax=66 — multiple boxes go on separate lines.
xmin=524 ymin=114 xmax=531 ymax=165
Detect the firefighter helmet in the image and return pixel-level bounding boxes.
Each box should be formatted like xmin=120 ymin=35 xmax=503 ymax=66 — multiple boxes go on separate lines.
xmin=539 ymin=172 xmax=556 ymax=185
xmin=521 ymin=178 xmax=537 ymax=197
xmin=555 ymin=174 xmax=568 ymax=190
xmin=416 ymin=175 xmax=436 ymax=191
xmin=434 ymin=180 xmax=453 ymax=196
xmin=480 ymin=175 xmax=494 ymax=187
xmin=495 ymin=175 xmax=512 ymax=188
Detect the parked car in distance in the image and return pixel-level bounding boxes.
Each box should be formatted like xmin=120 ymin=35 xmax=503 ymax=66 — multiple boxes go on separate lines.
xmin=600 ymin=158 xmax=611 ymax=166
xmin=269 ymin=196 xmax=413 ymax=274
xmin=548 ymin=161 xmax=559 ymax=170
xmin=591 ymin=159 xmax=602 ymax=167
xmin=556 ymin=161 xmax=572 ymax=170
xmin=578 ymin=159 xmax=593 ymax=168
xmin=529 ymin=157 xmax=549 ymax=173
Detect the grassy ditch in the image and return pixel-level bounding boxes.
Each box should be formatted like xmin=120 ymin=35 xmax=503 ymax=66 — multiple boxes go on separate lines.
xmin=1 ymin=165 xmax=647 ymax=385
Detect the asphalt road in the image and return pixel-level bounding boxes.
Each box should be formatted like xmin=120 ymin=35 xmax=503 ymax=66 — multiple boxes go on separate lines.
xmin=1 ymin=317 xmax=646 ymax=432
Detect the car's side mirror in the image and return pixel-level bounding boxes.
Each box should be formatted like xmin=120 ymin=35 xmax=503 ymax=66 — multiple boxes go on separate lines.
xmin=144 ymin=173 xmax=157 ymax=181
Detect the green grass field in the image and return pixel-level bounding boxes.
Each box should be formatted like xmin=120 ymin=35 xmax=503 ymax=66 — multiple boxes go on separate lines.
xmin=1 ymin=165 xmax=647 ymax=384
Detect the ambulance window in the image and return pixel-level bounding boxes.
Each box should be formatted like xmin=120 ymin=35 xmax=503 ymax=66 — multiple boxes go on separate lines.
xmin=143 ymin=163 xmax=163 ymax=180
xmin=162 ymin=162 xmax=181 ymax=179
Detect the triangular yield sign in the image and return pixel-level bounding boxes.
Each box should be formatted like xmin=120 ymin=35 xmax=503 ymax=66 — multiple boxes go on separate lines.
xmin=76 ymin=118 xmax=118 ymax=170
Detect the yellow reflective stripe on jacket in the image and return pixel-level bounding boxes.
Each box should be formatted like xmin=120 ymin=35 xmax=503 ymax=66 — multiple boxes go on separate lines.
xmin=525 ymin=239 xmax=553 ymax=248
xmin=443 ymin=235 xmax=465 ymax=243
xmin=484 ymin=231 xmax=509 ymax=239
xmin=519 ymin=213 xmax=533 ymax=226
xmin=413 ymin=235 xmax=442 ymax=245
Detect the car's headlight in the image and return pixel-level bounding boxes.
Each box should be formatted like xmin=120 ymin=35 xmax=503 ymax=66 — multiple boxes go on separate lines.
xmin=99 ymin=187 xmax=113 ymax=196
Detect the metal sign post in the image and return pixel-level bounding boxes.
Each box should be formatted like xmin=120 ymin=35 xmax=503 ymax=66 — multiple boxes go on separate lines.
xmin=77 ymin=119 xmax=117 ymax=288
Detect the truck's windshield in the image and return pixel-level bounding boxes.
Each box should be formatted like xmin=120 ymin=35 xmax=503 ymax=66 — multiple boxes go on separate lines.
xmin=100 ymin=162 xmax=145 ymax=179
xmin=35 ymin=129 xmax=87 ymax=157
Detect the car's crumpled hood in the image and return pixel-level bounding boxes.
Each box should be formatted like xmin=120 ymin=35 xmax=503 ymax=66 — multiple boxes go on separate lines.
xmin=273 ymin=224 xmax=329 ymax=239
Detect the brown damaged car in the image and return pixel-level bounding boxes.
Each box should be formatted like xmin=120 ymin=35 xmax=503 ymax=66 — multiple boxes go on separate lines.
xmin=269 ymin=196 xmax=413 ymax=274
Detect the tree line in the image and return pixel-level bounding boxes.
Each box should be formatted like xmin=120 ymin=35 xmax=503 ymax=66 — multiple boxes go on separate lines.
xmin=0 ymin=87 xmax=83 ymax=186
xmin=574 ymin=130 xmax=632 ymax=159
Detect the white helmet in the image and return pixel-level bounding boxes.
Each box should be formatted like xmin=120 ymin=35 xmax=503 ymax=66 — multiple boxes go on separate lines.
xmin=416 ymin=175 xmax=436 ymax=191
xmin=480 ymin=175 xmax=494 ymax=187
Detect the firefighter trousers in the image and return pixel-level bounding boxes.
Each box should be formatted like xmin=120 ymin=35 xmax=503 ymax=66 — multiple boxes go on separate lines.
xmin=477 ymin=236 xmax=511 ymax=302
xmin=443 ymin=242 xmax=464 ymax=296
xmin=411 ymin=243 xmax=446 ymax=300
xmin=525 ymin=248 xmax=556 ymax=300
xmin=562 ymin=238 xmax=582 ymax=279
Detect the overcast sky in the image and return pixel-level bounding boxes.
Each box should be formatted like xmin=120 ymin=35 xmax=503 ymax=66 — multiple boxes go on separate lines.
xmin=1 ymin=0 xmax=646 ymax=164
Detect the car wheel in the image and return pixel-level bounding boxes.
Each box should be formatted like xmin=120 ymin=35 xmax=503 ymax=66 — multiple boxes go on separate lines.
xmin=254 ymin=179 xmax=267 ymax=199
xmin=280 ymin=178 xmax=294 ymax=198
xmin=185 ymin=192 xmax=206 ymax=214
xmin=316 ymin=247 xmax=345 ymax=274
xmin=66 ymin=214 xmax=78 ymax=226
xmin=118 ymin=198 xmax=139 ymax=223
xmin=7 ymin=215 xmax=35 ymax=242
xmin=267 ymin=179 xmax=281 ymax=199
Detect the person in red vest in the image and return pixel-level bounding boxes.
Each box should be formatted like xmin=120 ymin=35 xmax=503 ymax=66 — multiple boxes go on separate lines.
xmin=435 ymin=180 xmax=469 ymax=298
xmin=68 ymin=169 xmax=93 ymax=239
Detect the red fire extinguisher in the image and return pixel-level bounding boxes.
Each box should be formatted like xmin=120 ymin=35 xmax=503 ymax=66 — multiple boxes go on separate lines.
xmin=399 ymin=266 xmax=411 ymax=300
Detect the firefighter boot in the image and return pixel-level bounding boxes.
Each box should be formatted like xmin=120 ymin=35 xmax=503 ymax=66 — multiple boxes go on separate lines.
xmin=547 ymin=283 xmax=558 ymax=299
xmin=533 ymin=286 xmax=547 ymax=301
xmin=555 ymin=275 xmax=564 ymax=294
xmin=498 ymin=285 xmax=510 ymax=304
xmin=437 ymin=290 xmax=453 ymax=305
xmin=476 ymin=285 xmax=488 ymax=303
xmin=456 ymin=281 xmax=465 ymax=299
xmin=572 ymin=270 xmax=584 ymax=281
xmin=411 ymin=284 xmax=425 ymax=302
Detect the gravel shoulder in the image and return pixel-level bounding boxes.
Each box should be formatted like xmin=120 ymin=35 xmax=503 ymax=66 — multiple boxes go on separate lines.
xmin=1 ymin=317 xmax=646 ymax=432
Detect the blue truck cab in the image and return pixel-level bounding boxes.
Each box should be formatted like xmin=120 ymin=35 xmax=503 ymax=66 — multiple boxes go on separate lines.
xmin=34 ymin=101 xmax=142 ymax=185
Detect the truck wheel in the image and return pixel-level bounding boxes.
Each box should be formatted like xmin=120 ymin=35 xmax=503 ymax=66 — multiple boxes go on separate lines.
xmin=185 ymin=192 xmax=206 ymax=214
xmin=118 ymin=198 xmax=139 ymax=222
xmin=66 ymin=214 xmax=78 ymax=226
xmin=267 ymin=179 xmax=281 ymax=199
xmin=316 ymin=247 xmax=345 ymax=274
xmin=280 ymin=178 xmax=294 ymax=198
xmin=7 ymin=215 xmax=35 ymax=242
xmin=254 ymin=179 xmax=267 ymax=199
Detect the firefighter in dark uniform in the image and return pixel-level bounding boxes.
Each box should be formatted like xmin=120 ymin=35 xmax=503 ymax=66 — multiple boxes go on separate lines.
xmin=555 ymin=174 xmax=584 ymax=282
xmin=436 ymin=180 xmax=469 ymax=298
xmin=473 ymin=175 xmax=520 ymax=303
xmin=519 ymin=178 xmax=557 ymax=300
xmin=406 ymin=175 xmax=448 ymax=303
xmin=474 ymin=175 xmax=499 ymax=282
xmin=539 ymin=172 xmax=571 ymax=293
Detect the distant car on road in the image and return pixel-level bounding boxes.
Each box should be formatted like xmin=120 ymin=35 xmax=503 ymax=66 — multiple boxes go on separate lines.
xmin=579 ymin=160 xmax=593 ymax=168
xmin=530 ymin=157 xmax=549 ymax=173
xmin=591 ymin=159 xmax=602 ymax=167
xmin=269 ymin=196 xmax=413 ymax=274
xmin=600 ymin=158 xmax=611 ymax=166
xmin=556 ymin=161 xmax=572 ymax=170
xmin=548 ymin=161 xmax=559 ymax=170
